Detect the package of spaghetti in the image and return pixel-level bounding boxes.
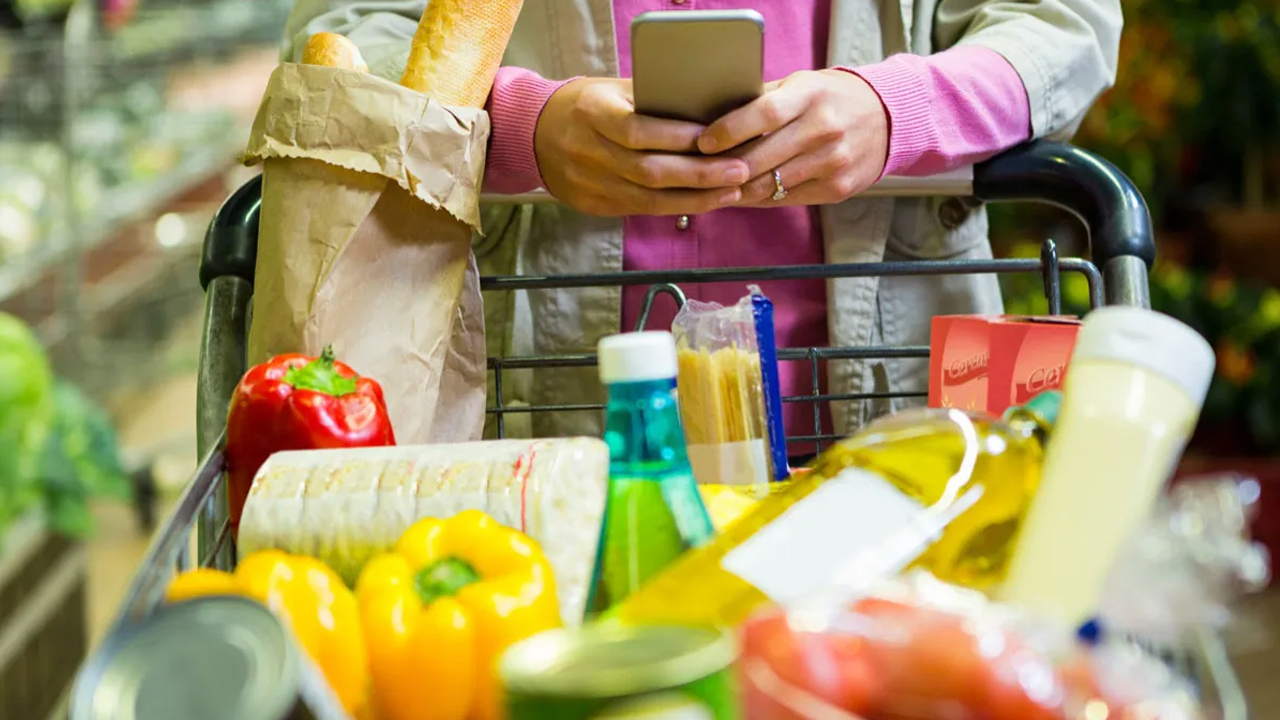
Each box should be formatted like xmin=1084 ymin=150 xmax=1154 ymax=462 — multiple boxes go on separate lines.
xmin=673 ymin=285 xmax=788 ymax=492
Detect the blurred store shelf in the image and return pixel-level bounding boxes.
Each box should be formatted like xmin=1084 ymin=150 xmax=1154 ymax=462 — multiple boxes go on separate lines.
xmin=103 ymin=0 xmax=288 ymax=64
xmin=0 ymin=132 xmax=245 ymax=306
xmin=0 ymin=0 xmax=280 ymax=412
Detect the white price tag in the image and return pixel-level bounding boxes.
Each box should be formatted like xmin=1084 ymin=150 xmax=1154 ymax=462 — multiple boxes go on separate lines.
xmin=719 ymin=469 xmax=925 ymax=605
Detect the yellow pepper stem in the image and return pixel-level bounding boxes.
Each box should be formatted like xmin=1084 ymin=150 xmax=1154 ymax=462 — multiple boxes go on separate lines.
xmin=414 ymin=558 xmax=481 ymax=605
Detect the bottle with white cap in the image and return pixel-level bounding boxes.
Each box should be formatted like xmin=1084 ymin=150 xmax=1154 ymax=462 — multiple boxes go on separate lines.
xmin=585 ymin=331 xmax=715 ymax=619
xmin=999 ymin=306 xmax=1216 ymax=628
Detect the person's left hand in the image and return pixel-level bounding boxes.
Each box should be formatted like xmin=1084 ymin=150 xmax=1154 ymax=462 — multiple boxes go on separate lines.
xmin=696 ymin=69 xmax=890 ymax=207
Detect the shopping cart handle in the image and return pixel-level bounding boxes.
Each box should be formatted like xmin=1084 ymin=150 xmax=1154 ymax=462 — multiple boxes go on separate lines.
xmin=198 ymin=141 xmax=1153 ymax=290
xmin=973 ymin=141 xmax=1155 ymax=269
xmin=200 ymin=173 xmax=263 ymax=291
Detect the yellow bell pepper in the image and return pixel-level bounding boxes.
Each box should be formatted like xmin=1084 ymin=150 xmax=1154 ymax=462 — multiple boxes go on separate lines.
xmin=166 ymin=550 xmax=371 ymax=719
xmin=355 ymin=509 xmax=561 ymax=720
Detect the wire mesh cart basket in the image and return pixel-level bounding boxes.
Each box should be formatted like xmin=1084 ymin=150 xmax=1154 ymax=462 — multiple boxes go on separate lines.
xmin=78 ymin=141 xmax=1249 ymax=720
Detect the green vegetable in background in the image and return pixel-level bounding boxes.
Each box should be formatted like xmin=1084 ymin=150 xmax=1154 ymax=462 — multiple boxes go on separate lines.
xmin=0 ymin=312 xmax=131 ymax=541
xmin=0 ymin=312 xmax=55 ymax=536
xmin=37 ymin=381 xmax=132 ymax=537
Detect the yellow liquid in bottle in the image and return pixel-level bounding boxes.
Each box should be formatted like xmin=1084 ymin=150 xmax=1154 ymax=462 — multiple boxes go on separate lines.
xmin=610 ymin=409 xmax=1043 ymax=628
xmin=697 ymin=481 xmax=794 ymax=531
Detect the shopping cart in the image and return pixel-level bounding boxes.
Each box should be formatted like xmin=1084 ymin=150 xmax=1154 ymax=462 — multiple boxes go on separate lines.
xmin=81 ymin=141 xmax=1248 ymax=720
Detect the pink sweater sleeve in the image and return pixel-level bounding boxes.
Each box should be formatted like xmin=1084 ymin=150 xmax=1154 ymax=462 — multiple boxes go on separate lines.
xmin=842 ymin=45 xmax=1032 ymax=178
xmin=483 ymin=67 xmax=574 ymax=194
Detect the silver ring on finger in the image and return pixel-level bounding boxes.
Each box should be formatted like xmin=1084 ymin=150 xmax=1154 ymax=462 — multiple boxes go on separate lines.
xmin=771 ymin=170 xmax=788 ymax=202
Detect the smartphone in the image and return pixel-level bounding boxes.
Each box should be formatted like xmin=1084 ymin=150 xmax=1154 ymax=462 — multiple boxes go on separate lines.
xmin=631 ymin=9 xmax=765 ymax=126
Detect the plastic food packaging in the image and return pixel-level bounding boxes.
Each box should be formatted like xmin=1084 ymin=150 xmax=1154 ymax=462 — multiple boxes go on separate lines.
xmin=237 ymin=438 xmax=608 ymax=624
xmin=1096 ymin=473 xmax=1271 ymax=646
xmin=674 ymin=286 xmax=787 ymax=492
xmin=739 ymin=572 xmax=1206 ymax=720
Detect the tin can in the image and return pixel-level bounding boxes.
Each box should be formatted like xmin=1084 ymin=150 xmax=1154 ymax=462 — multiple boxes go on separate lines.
xmin=71 ymin=595 xmax=308 ymax=720
xmin=499 ymin=623 xmax=739 ymax=720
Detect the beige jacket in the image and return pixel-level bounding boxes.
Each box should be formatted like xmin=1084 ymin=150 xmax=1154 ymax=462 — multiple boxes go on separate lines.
xmin=282 ymin=0 xmax=1121 ymax=441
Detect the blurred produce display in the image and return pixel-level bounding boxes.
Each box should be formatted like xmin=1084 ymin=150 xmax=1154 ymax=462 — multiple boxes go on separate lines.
xmin=0 ymin=0 xmax=285 ymax=288
xmin=989 ymin=0 xmax=1280 ymax=226
xmin=0 ymin=0 xmax=286 ymax=538
xmin=0 ymin=309 xmax=54 ymax=534
xmin=996 ymin=0 xmax=1280 ymax=458
xmin=0 ymin=0 xmax=284 ymax=379
xmin=0 ymin=311 xmax=129 ymax=544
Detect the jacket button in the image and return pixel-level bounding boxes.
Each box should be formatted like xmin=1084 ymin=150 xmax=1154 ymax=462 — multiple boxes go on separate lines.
xmin=937 ymin=198 xmax=970 ymax=230
xmin=676 ymin=215 xmax=691 ymax=231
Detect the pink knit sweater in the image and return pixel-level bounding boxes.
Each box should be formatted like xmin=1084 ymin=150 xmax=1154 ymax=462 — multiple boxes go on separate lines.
xmin=482 ymin=2 xmax=1031 ymax=448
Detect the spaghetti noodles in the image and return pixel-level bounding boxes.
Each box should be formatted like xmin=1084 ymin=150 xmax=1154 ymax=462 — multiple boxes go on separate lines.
xmin=672 ymin=290 xmax=778 ymax=488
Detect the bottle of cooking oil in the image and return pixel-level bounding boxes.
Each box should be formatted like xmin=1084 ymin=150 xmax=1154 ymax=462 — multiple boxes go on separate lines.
xmin=609 ymin=395 xmax=1059 ymax=628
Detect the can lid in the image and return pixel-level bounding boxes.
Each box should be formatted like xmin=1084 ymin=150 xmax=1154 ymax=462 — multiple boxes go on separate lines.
xmin=499 ymin=623 xmax=735 ymax=698
xmin=592 ymin=692 xmax=716 ymax=720
xmin=71 ymin=595 xmax=300 ymax=720
xmin=1072 ymin=307 xmax=1216 ymax=407
xmin=598 ymin=331 xmax=679 ymax=384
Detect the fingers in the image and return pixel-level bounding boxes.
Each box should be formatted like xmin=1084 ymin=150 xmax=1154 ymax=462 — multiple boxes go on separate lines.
xmin=602 ymin=139 xmax=750 ymax=190
xmin=578 ymin=82 xmax=707 ymax=152
xmin=576 ymin=177 xmax=742 ymax=217
xmin=735 ymin=179 xmax=825 ymax=207
xmin=697 ymin=81 xmax=808 ymax=154
xmin=737 ymin=140 xmax=868 ymax=206
xmin=731 ymin=120 xmax=814 ymax=180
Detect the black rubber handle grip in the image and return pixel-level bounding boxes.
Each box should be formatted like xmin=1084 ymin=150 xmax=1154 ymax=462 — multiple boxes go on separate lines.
xmin=199 ymin=141 xmax=1155 ymax=289
xmin=974 ymin=141 xmax=1155 ymax=269
xmin=199 ymin=173 xmax=262 ymax=291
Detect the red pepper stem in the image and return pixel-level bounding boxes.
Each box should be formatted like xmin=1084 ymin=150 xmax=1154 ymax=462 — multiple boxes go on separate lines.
xmin=283 ymin=345 xmax=360 ymax=396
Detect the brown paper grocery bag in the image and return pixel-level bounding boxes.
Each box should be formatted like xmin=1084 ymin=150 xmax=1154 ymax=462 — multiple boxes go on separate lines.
xmin=243 ymin=63 xmax=489 ymax=444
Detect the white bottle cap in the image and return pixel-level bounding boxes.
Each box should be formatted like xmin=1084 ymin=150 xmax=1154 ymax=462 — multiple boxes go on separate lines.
xmin=598 ymin=331 xmax=679 ymax=384
xmin=1072 ymin=306 xmax=1216 ymax=407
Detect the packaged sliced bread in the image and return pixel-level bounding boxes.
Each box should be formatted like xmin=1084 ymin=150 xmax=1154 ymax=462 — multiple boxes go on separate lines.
xmin=237 ymin=438 xmax=608 ymax=624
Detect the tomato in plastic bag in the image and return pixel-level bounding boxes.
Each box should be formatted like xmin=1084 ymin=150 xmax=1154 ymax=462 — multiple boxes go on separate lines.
xmin=740 ymin=597 xmax=1073 ymax=720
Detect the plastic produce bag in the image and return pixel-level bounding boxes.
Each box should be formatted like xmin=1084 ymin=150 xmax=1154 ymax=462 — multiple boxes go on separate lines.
xmin=1096 ymin=473 xmax=1271 ymax=646
xmin=674 ymin=285 xmax=787 ymax=491
xmin=739 ymin=572 xmax=1205 ymax=720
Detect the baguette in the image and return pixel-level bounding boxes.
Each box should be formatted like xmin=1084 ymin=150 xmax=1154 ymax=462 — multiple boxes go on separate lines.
xmin=301 ymin=32 xmax=369 ymax=73
xmin=399 ymin=0 xmax=526 ymax=106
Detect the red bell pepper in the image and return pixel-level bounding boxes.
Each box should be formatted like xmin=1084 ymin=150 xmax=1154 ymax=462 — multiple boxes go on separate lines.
xmin=225 ymin=346 xmax=396 ymax=534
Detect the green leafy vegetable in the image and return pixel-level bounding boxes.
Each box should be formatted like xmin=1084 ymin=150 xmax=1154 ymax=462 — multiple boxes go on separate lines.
xmin=0 ymin=312 xmax=54 ymax=537
xmin=36 ymin=381 xmax=132 ymax=537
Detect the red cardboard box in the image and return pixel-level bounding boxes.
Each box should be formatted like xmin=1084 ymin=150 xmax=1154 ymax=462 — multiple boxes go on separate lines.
xmin=929 ymin=316 xmax=992 ymax=413
xmin=929 ymin=315 xmax=1081 ymax=416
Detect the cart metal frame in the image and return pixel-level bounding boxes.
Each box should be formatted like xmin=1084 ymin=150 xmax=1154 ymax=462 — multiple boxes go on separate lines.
xmin=79 ymin=141 xmax=1248 ymax=720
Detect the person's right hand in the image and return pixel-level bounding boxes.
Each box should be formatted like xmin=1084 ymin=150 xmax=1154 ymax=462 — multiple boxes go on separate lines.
xmin=534 ymin=78 xmax=750 ymax=217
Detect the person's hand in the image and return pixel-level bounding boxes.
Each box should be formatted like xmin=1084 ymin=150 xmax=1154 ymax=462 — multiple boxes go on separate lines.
xmin=534 ymin=78 xmax=749 ymax=217
xmin=696 ymin=69 xmax=890 ymax=207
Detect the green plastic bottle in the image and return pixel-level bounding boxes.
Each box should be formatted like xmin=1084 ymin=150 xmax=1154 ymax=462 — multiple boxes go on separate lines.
xmin=584 ymin=331 xmax=716 ymax=620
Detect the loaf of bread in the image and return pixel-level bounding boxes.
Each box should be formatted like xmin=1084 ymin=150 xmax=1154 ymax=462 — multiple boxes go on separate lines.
xmin=301 ymin=32 xmax=369 ymax=73
xmin=237 ymin=438 xmax=608 ymax=624
xmin=399 ymin=0 xmax=526 ymax=106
